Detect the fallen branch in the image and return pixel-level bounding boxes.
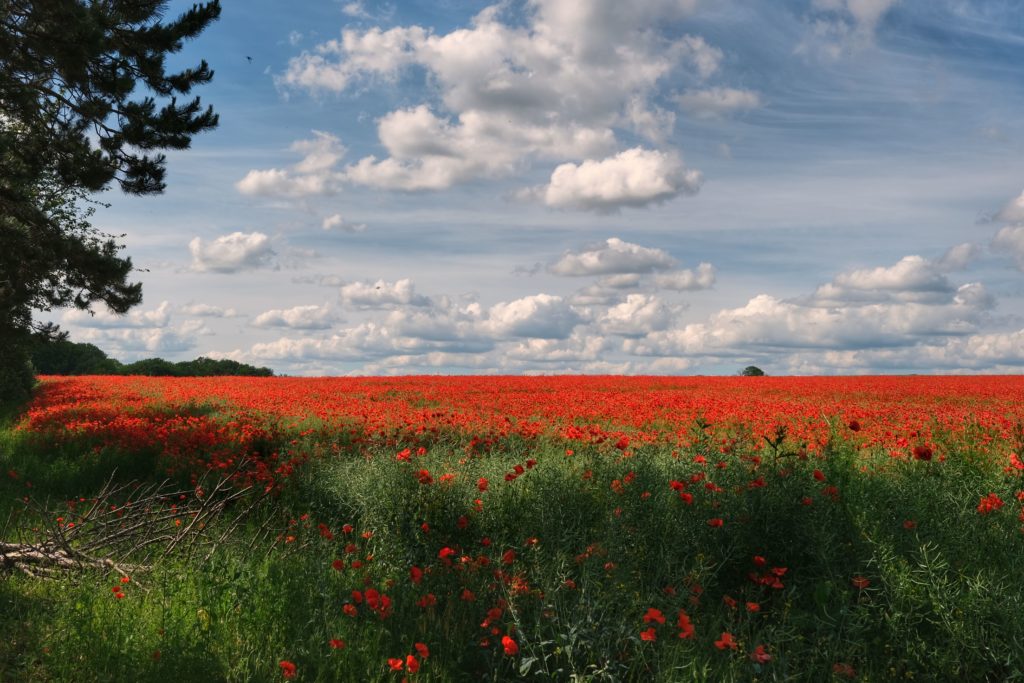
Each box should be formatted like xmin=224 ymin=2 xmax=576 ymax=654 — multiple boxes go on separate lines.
xmin=0 ymin=458 xmax=269 ymax=580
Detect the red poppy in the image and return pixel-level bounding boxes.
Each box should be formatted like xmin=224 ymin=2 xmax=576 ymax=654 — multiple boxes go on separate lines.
xmin=387 ymin=658 xmax=404 ymax=671
xmin=642 ymin=607 xmax=665 ymax=624
xmin=851 ymin=576 xmax=870 ymax=590
xmin=329 ymin=639 xmax=345 ymax=649
xmin=676 ymin=609 xmax=695 ymax=639
xmin=749 ymin=645 xmax=772 ymax=663
xmin=639 ymin=627 xmax=657 ymax=642
xmin=714 ymin=632 xmax=738 ymax=650
xmin=405 ymin=654 xmax=420 ymax=673
xmin=279 ymin=660 xmax=297 ymax=679
xmin=477 ymin=477 xmax=489 ymax=491
xmin=415 ymin=642 xmax=430 ymax=659
xmin=501 ymin=635 xmax=519 ymax=656
xmin=707 ymin=518 xmax=724 ymax=528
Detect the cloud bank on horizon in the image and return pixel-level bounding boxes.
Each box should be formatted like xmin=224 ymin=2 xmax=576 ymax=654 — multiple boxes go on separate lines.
xmin=55 ymin=0 xmax=1024 ymax=375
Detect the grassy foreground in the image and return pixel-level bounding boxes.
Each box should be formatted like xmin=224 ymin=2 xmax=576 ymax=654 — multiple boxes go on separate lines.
xmin=2 ymin=394 xmax=1024 ymax=682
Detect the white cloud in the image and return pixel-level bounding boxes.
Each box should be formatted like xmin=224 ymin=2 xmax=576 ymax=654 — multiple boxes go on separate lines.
xmin=236 ymin=132 xmax=345 ymax=198
xmin=179 ymin=303 xmax=239 ymax=318
xmin=272 ymin=1 xmax=709 ymax=196
xmin=484 ymin=294 xmax=581 ymax=339
xmin=801 ymin=0 xmax=899 ymax=57
xmin=534 ymin=148 xmax=702 ymax=212
xmin=340 ymin=278 xmax=431 ymax=308
xmin=341 ymin=2 xmax=370 ymax=19
xmin=654 ymin=263 xmax=716 ymax=291
xmin=676 ymin=87 xmax=762 ymax=119
xmin=63 ymin=301 xmax=172 ymax=328
xmin=252 ymin=304 xmax=339 ymax=330
xmin=76 ymin=321 xmax=209 ymax=357
xmin=815 ymin=255 xmax=954 ymax=304
xmin=322 ymin=213 xmax=367 ymax=232
xmin=549 ymin=237 xmax=677 ymax=276
xmin=992 ymin=226 xmax=1024 ymax=270
xmin=189 ymin=232 xmax=276 ymax=273
xmin=996 ymin=189 xmax=1024 ymax=223
xmin=936 ymin=243 xmax=980 ymax=272
xmin=597 ymin=294 xmax=676 ymax=337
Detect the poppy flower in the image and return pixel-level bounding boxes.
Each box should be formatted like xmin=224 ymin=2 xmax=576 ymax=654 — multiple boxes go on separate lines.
xmin=415 ymin=643 xmax=430 ymax=659
xmin=707 ymin=518 xmax=724 ymax=528
xmin=640 ymin=627 xmax=657 ymax=642
xmin=387 ymin=658 xmax=404 ymax=671
xmin=749 ymin=645 xmax=772 ymax=663
xmin=851 ymin=576 xmax=870 ymax=590
xmin=642 ymin=607 xmax=665 ymax=624
xmin=279 ymin=660 xmax=297 ymax=679
xmin=501 ymin=635 xmax=519 ymax=656
xmin=405 ymin=655 xmax=420 ymax=673
xmin=676 ymin=609 xmax=695 ymax=639
xmin=714 ymin=632 xmax=738 ymax=650
xmin=329 ymin=639 xmax=345 ymax=649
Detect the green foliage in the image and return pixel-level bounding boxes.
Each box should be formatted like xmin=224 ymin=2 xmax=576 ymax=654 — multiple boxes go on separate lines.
xmin=29 ymin=338 xmax=274 ymax=376
xmin=741 ymin=366 xmax=766 ymax=376
xmin=3 ymin=411 xmax=1024 ymax=680
xmin=0 ymin=0 xmax=221 ymax=398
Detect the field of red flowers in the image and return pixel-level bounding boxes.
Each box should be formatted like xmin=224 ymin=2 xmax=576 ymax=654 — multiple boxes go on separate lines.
xmin=3 ymin=374 xmax=1024 ymax=681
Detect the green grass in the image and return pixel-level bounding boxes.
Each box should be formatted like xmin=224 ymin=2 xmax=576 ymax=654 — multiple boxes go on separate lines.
xmin=2 ymin=398 xmax=1024 ymax=681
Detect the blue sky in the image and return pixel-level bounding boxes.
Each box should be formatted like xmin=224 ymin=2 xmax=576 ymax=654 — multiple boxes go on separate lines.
xmin=59 ymin=0 xmax=1024 ymax=375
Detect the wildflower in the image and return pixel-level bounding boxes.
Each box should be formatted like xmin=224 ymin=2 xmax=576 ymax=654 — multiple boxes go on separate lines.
xmin=978 ymin=493 xmax=1005 ymax=515
xmin=642 ymin=607 xmax=666 ymax=624
xmin=913 ymin=445 xmax=933 ymax=461
xmin=477 ymin=477 xmax=489 ymax=492
xmin=342 ymin=604 xmax=358 ymax=617
xmin=329 ymin=639 xmax=345 ymax=649
xmin=677 ymin=609 xmax=695 ymax=639
xmin=410 ymin=566 xmax=423 ymax=584
xmin=848 ymin=420 xmax=861 ymax=432
xmin=640 ymin=627 xmax=657 ymax=642
xmin=279 ymin=660 xmax=297 ymax=679
xmin=813 ymin=469 xmax=825 ymax=481
xmin=405 ymin=654 xmax=420 ymax=673
xmin=331 ymin=559 xmax=344 ymax=571
xmin=415 ymin=643 xmax=430 ymax=659
xmin=851 ymin=576 xmax=870 ymax=590
xmin=501 ymin=634 xmax=519 ymax=656
xmin=387 ymin=658 xmax=404 ymax=671
xmin=746 ymin=602 xmax=760 ymax=612
xmin=417 ymin=593 xmax=437 ymax=608
xmin=749 ymin=645 xmax=772 ymax=663
xmin=903 ymin=519 xmax=917 ymax=529
xmin=438 ymin=547 xmax=456 ymax=560
xmin=714 ymin=632 xmax=738 ymax=650
xmin=707 ymin=518 xmax=724 ymax=528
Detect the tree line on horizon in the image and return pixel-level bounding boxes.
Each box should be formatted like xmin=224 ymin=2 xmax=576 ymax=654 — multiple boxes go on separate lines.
xmin=31 ymin=339 xmax=273 ymax=377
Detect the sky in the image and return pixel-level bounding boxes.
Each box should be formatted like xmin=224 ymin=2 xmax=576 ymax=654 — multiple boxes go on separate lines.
xmin=54 ymin=0 xmax=1024 ymax=376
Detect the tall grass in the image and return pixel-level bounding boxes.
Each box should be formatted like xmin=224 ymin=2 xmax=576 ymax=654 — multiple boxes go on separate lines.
xmin=2 ymin=398 xmax=1024 ymax=681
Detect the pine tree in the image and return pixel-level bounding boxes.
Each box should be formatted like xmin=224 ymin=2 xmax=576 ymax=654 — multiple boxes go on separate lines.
xmin=0 ymin=0 xmax=221 ymax=400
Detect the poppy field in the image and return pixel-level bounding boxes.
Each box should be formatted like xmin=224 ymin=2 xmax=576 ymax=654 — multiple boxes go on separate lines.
xmin=2 ymin=374 xmax=1024 ymax=681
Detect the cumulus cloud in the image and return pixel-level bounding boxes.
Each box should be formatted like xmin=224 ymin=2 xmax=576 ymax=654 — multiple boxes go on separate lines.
xmin=322 ymin=213 xmax=367 ymax=232
xmin=64 ymin=301 xmax=172 ymax=328
xmin=549 ymin=237 xmax=677 ymax=276
xmin=179 ymin=303 xmax=239 ymax=318
xmin=654 ymin=263 xmax=716 ymax=291
xmin=484 ymin=294 xmax=581 ymax=339
xmin=267 ymin=1 xmax=711 ymax=197
xmin=597 ymin=294 xmax=676 ymax=337
xmin=676 ymin=87 xmax=761 ymax=119
xmin=992 ymin=226 xmax=1024 ymax=270
xmin=236 ymin=132 xmax=345 ymax=198
xmin=76 ymin=321 xmax=208 ymax=357
xmin=340 ymin=278 xmax=431 ymax=308
xmin=252 ymin=304 xmax=339 ymax=330
xmin=996 ymin=189 xmax=1024 ymax=223
xmin=189 ymin=232 xmax=276 ymax=273
xmin=533 ymin=148 xmax=702 ymax=212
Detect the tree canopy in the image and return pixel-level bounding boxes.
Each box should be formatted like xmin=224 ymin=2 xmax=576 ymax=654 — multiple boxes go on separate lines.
xmin=741 ymin=365 xmax=766 ymax=376
xmin=0 ymin=0 xmax=221 ymax=400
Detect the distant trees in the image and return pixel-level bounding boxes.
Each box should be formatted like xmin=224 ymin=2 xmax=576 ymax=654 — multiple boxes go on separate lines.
xmin=741 ymin=366 xmax=766 ymax=376
xmin=30 ymin=339 xmax=273 ymax=377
